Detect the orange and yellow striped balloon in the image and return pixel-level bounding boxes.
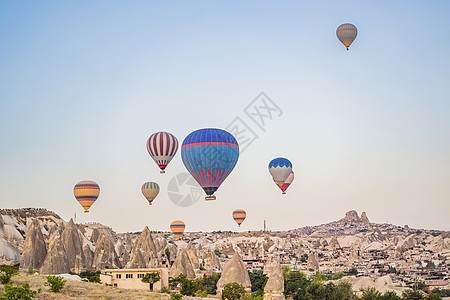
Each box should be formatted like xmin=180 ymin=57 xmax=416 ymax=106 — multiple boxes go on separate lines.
xmin=74 ymin=180 xmax=100 ymax=213
xmin=336 ymin=23 xmax=357 ymax=50
xmin=232 ymin=209 xmax=246 ymax=227
xmin=141 ymin=182 xmax=159 ymax=205
xmin=170 ymin=220 xmax=185 ymax=239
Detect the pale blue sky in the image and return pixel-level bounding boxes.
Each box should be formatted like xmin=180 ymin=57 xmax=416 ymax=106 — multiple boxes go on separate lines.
xmin=1 ymin=1 xmax=449 ymax=232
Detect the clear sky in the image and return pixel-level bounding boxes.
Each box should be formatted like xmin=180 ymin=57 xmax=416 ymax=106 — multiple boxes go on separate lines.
xmin=1 ymin=1 xmax=449 ymax=233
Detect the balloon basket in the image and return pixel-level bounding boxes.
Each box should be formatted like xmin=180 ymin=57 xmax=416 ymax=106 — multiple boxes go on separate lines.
xmin=160 ymin=170 xmax=165 ymax=174
xmin=282 ymin=192 xmax=286 ymax=195
xmin=84 ymin=211 xmax=89 ymax=213
xmin=205 ymin=195 xmax=216 ymax=201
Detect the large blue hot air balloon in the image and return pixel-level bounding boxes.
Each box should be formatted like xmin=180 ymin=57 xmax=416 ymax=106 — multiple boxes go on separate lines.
xmin=181 ymin=128 xmax=239 ymax=200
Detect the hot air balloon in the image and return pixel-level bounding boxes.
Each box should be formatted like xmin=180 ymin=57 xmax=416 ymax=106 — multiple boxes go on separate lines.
xmin=280 ymin=171 xmax=294 ymax=194
xmin=170 ymin=220 xmax=185 ymax=239
xmin=181 ymin=128 xmax=239 ymax=201
xmin=141 ymin=182 xmax=159 ymax=205
xmin=146 ymin=132 xmax=179 ymax=174
xmin=336 ymin=23 xmax=357 ymax=50
xmin=73 ymin=180 xmax=100 ymax=213
xmin=269 ymin=158 xmax=292 ymax=188
xmin=232 ymin=209 xmax=246 ymax=227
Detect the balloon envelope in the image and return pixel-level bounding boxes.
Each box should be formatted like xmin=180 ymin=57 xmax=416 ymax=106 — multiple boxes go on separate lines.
xmin=141 ymin=182 xmax=160 ymax=205
xmin=170 ymin=220 xmax=185 ymax=239
xmin=280 ymin=171 xmax=294 ymax=194
xmin=146 ymin=132 xmax=178 ymax=173
xmin=336 ymin=23 xmax=357 ymax=50
xmin=233 ymin=209 xmax=246 ymax=226
xmin=73 ymin=180 xmax=100 ymax=213
xmin=181 ymin=128 xmax=239 ymax=200
xmin=269 ymin=158 xmax=292 ymax=187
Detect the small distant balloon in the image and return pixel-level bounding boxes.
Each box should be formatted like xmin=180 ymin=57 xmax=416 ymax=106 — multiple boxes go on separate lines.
xmin=269 ymin=158 xmax=292 ymax=188
xmin=73 ymin=180 xmax=100 ymax=213
xmin=336 ymin=23 xmax=357 ymax=50
xmin=146 ymin=131 xmax=179 ymax=174
xmin=232 ymin=209 xmax=246 ymax=227
xmin=170 ymin=220 xmax=185 ymax=239
xmin=141 ymin=182 xmax=160 ymax=205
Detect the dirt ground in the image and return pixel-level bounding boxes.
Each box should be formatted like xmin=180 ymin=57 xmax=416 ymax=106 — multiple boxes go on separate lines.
xmin=6 ymin=272 xmax=169 ymax=300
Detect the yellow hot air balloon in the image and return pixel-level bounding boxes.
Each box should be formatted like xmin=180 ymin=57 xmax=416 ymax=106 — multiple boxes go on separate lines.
xmin=73 ymin=180 xmax=100 ymax=213
xmin=141 ymin=182 xmax=159 ymax=205
xmin=232 ymin=209 xmax=246 ymax=227
xmin=170 ymin=221 xmax=185 ymax=239
xmin=336 ymin=23 xmax=357 ymax=50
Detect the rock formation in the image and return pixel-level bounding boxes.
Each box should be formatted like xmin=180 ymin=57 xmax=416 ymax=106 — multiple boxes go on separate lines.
xmin=187 ymin=247 xmax=200 ymax=270
xmin=328 ymin=236 xmax=341 ymax=250
xmin=217 ymin=252 xmax=251 ymax=294
xmin=170 ymin=248 xmax=195 ymax=279
xmin=61 ymin=219 xmax=85 ymax=272
xmin=307 ymin=252 xmax=319 ymax=270
xmin=82 ymin=244 xmax=93 ymax=270
xmin=40 ymin=231 xmax=70 ymax=274
xmin=129 ymin=226 xmax=158 ymax=268
xmin=264 ymin=260 xmax=285 ymax=300
xmin=20 ymin=220 xmax=47 ymax=270
xmin=204 ymin=249 xmax=221 ymax=270
xmin=127 ymin=248 xmax=146 ymax=269
xmin=360 ymin=212 xmax=369 ymax=223
xmin=92 ymin=234 xmax=121 ymax=270
xmin=0 ymin=238 xmax=21 ymax=265
xmin=115 ymin=239 xmax=130 ymax=267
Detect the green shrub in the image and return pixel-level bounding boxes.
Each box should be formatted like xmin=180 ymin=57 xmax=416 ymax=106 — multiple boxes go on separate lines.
xmin=0 ymin=282 xmax=39 ymax=300
xmin=0 ymin=265 xmax=19 ymax=284
xmin=170 ymin=293 xmax=182 ymax=300
xmin=222 ymin=282 xmax=246 ymax=300
xmin=161 ymin=286 xmax=170 ymax=294
xmin=27 ymin=266 xmax=35 ymax=275
xmin=45 ymin=275 xmax=67 ymax=293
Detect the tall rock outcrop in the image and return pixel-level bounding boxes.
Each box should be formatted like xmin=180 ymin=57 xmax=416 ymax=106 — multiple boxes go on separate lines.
xmin=20 ymin=220 xmax=47 ymax=270
xmin=61 ymin=219 xmax=85 ymax=272
xmin=115 ymin=240 xmax=130 ymax=267
xmin=188 ymin=247 xmax=200 ymax=270
xmin=343 ymin=210 xmax=360 ymax=222
xmin=127 ymin=248 xmax=146 ymax=269
xmin=0 ymin=238 xmax=21 ymax=265
xmin=92 ymin=234 xmax=121 ymax=270
xmin=40 ymin=231 xmax=70 ymax=274
xmin=217 ymin=252 xmax=251 ymax=294
xmin=328 ymin=236 xmax=341 ymax=250
xmin=204 ymin=249 xmax=221 ymax=270
xmin=83 ymin=244 xmax=93 ymax=270
xmin=361 ymin=212 xmax=369 ymax=223
xmin=307 ymin=252 xmax=319 ymax=271
xmin=170 ymin=248 xmax=195 ymax=279
xmin=129 ymin=227 xmax=158 ymax=267
xmin=264 ymin=260 xmax=285 ymax=300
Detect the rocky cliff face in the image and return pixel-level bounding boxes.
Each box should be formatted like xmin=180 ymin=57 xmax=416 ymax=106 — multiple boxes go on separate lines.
xmin=128 ymin=227 xmax=158 ymax=268
xmin=20 ymin=220 xmax=47 ymax=270
xmin=169 ymin=248 xmax=195 ymax=279
xmin=61 ymin=219 xmax=86 ymax=273
xmin=217 ymin=252 xmax=251 ymax=294
xmin=92 ymin=234 xmax=121 ymax=270
xmin=40 ymin=230 xmax=70 ymax=274
xmin=264 ymin=260 xmax=285 ymax=300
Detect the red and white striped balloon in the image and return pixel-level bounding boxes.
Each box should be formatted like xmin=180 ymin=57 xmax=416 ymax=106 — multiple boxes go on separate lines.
xmin=146 ymin=132 xmax=179 ymax=173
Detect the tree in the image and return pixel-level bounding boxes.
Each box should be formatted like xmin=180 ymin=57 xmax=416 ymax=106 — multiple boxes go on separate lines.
xmin=305 ymin=281 xmax=327 ymax=299
xmin=45 ymin=275 xmax=67 ymax=293
xmin=283 ymin=269 xmax=310 ymax=298
xmin=0 ymin=266 xmax=18 ymax=285
xmin=380 ymin=290 xmax=401 ymax=300
xmin=142 ymin=272 xmax=161 ymax=291
xmin=248 ymin=269 xmax=268 ymax=294
xmin=170 ymin=293 xmax=182 ymax=300
xmin=361 ymin=287 xmax=382 ymax=300
xmin=329 ymin=281 xmax=354 ymax=300
xmin=221 ymin=282 xmax=246 ymax=300
xmin=402 ymin=289 xmax=425 ymax=300
xmin=0 ymin=282 xmax=39 ymax=300
xmin=426 ymin=293 xmax=442 ymax=300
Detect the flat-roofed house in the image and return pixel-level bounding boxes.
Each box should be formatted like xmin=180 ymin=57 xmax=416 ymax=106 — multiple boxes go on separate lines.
xmin=100 ymin=268 xmax=169 ymax=291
